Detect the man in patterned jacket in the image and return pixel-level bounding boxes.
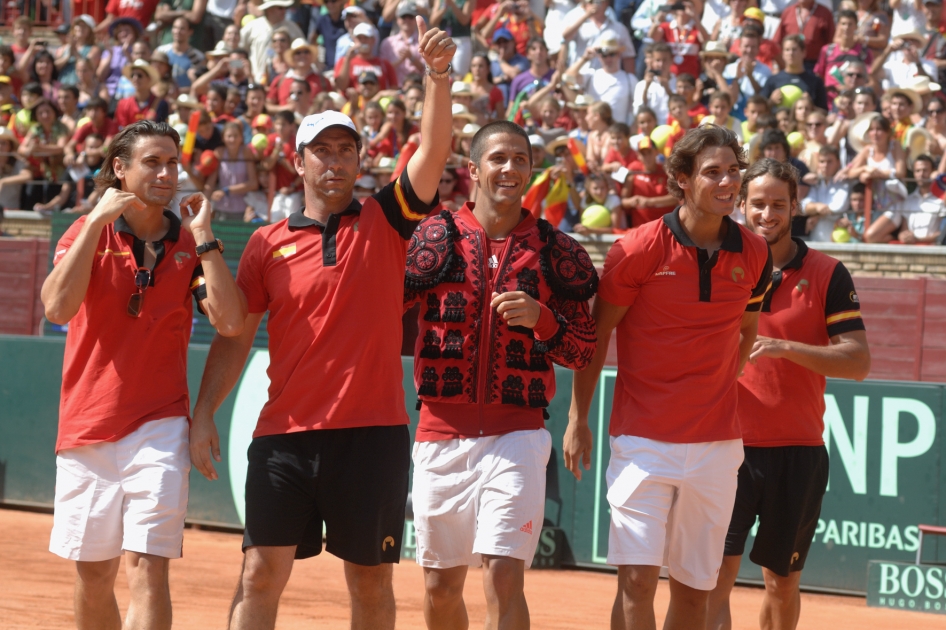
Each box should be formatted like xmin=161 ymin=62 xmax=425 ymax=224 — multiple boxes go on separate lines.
xmin=405 ymin=120 xmax=598 ymax=630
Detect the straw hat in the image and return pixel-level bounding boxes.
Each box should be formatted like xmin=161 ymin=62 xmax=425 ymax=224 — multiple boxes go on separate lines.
xmin=283 ymin=38 xmax=319 ymax=66
xmin=452 ymin=103 xmax=476 ymax=121
xmin=847 ymin=111 xmax=881 ymax=154
xmin=898 ymin=30 xmax=928 ymax=46
xmin=176 ymin=93 xmax=201 ymax=110
xmin=903 ymin=75 xmax=942 ymax=95
xmin=700 ymin=41 xmax=736 ymax=63
xmin=884 ymin=86 xmax=923 ymax=116
xmin=568 ymin=94 xmax=595 ymax=109
xmin=906 ymin=126 xmax=934 ymax=164
xmin=258 ymin=0 xmax=293 ymax=11
xmin=207 ymin=40 xmax=232 ymax=59
xmin=371 ymin=156 xmax=398 ymax=173
xmin=122 ymin=59 xmax=160 ymax=83
xmin=451 ymin=81 xmax=473 ymax=97
xmin=459 ymin=123 xmax=481 ymax=138
xmin=546 ymin=136 xmax=570 ymax=155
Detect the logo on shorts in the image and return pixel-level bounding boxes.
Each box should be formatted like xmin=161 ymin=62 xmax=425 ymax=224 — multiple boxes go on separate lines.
xmin=732 ymin=267 xmax=745 ymax=282
xmin=520 ymin=521 xmax=533 ymax=535
xmin=382 ymin=535 xmax=395 ymax=551
xmin=655 ymin=265 xmax=676 ymax=276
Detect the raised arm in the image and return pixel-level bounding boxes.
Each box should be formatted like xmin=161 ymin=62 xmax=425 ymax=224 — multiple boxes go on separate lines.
xmin=405 ymin=17 xmax=456 ymax=204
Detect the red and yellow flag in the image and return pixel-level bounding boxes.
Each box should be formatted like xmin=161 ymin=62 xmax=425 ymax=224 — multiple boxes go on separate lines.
xmin=523 ymin=169 xmax=552 ymax=218
xmin=567 ymin=138 xmax=588 ymax=175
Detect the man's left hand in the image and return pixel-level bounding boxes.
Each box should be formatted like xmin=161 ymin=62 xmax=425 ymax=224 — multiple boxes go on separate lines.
xmin=749 ymin=335 xmax=789 ymax=363
xmin=416 ymin=16 xmax=456 ymax=73
xmin=491 ymin=291 xmax=541 ymax=328
xmin=180 ymin=193 xmax=213 ymax=239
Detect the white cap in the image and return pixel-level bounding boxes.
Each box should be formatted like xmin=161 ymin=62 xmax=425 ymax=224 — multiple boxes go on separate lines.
xmin=528 ymin=134 xmax=545 ymax=149
xmin=342 ymin=5 xmax=366 ymax=16
xmin=296 ymin=111 xmax=361 ymax=153
xmin=353 ymin=22 xmax=376 ymax=38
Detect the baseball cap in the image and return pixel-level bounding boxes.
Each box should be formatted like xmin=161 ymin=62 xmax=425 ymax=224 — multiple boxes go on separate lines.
xmin=296 ymin=111 xmax=361 ymax=153
xmin=353 ymin=22 xmax=376 ymax=38
xmin=527 ymin=134 xmax=545 ymax=149
xmin=342 ymin=5 xmax=366 ymax=16
xmin=359 ymin=70 xmax=379 ymax=84
xmin=743 ymin=7 xmax=765 ymax=22
xmin=493 ymin=28 xmax=514 ymax=43
xmin=396 ymin=1 xmax=418 ymax=17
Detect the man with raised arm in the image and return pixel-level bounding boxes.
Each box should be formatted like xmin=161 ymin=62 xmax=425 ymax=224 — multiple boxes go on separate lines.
xmin=405 ymin=120 xmax=598 ymax=630
xmin=189 ymin=18 xmax=456 ymax=630
xmin=42 ymin=120 xmax=246 ymax=630
xmin=565 ymin=125 xmax=773 ymax=630
xmin=707 ymin=158 xmax=870 ymax=630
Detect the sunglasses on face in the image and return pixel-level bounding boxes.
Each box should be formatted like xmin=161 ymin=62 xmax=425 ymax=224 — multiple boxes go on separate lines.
xmin=131 ymin=72 xmax=148 ymax=79
xmin=846 ymin=72 xmax=864 ymax=78
xmin=599 ymin=51 xmax=618 ymax=58
xmin=807 ymin=121 xmax=825 ymax=127
xmin=293 ymin=50 xmax=311 ymax=56
xmin=930 ymin=108 xmax=944 ymax=114
xmin=127 ymin=267 xmax=151 ymax=317
xmin=273 ymin=37 xmax=289 ymax=44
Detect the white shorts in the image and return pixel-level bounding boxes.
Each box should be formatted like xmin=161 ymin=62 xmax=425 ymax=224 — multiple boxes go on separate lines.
xmin=606 ymin=435 xmax=743 ymax=591
xmin=411 ymin=429 xmax=552 ymax=569
xmin=49 ymin=416 xmax=191 ymax=562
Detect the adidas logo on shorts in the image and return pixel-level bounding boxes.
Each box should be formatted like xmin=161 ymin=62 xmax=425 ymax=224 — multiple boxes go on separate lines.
xmin=520 ymin=521 xmax=533 ymax=534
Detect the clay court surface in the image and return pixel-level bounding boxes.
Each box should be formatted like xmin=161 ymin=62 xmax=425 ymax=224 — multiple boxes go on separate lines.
xmin=1 ymin=508 xmax=941 ymax=629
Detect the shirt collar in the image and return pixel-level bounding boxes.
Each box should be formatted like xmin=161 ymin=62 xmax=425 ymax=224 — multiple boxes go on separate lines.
xmin=287 ymin=197 xmax=362 ymax=230
xmin=114 ymin=209 xmax=181 ymax=242
xmin=782 ymin=237 xmax=808 ymax=271
xmin=663 ymin=206 xmax=743 ymax=252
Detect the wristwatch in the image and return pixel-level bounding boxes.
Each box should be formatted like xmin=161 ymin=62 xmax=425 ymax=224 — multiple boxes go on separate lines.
xmin=196 ymin=239 xmax=224 ymax=256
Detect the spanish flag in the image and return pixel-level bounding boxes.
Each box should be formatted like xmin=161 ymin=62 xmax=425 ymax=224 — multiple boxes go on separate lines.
xmin=523 ymin=169 xmax=552 ymax=218
xmin=523 ymin=168 xmax=570 ymax=228
xmin=568 ymin=138 xmax=588 ymax=175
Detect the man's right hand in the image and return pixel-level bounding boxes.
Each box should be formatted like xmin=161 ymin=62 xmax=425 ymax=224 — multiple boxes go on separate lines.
xmin=87 ymin=187 xmax=145 ymax=228
xmin=563 ymin=418 xmax=593 ymax=481
xmin=190 ymin=412 xmax=221 ymax=480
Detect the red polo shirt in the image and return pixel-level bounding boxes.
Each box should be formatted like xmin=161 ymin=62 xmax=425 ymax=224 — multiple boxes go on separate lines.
xmin=72 ymin=118 xmax=119 ymax=151
xmin=738 ymin=240 xmax=864 ymax=447
xmin=53 ymin=212 xmax=205 ymax=452
xmin=236 ymin=170 xmax=438 ymax=437
xmin=598 ymin=209 xmax=773 ymax=443
xmin=333 ymin=55 xmax=399 ymax=90
xmin=623 ymin=161 xmax=675 ymax=227
xmin=774 ymin=2 xmax=835 ymax=62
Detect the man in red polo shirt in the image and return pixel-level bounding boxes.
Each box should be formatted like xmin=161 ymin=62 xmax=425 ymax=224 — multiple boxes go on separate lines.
xmin=707 ymin=159 xmax=870 ymax=630
xmin=404 ymin=120 xmax=598 ymax=629
xmin=621 ymin=135 xmax=677 ymax=227
xmin=773 ymin=0 xmax=835 ymax=72
xmin=333 ymin=22 xmax=399 ymax=92
xmin=115 ymin=60 xmax=169 ymax=130
xmin=565 ymin=125 xmax=772 ymax=629
xmin=43 ymin=120 xmax=246 ymax=629
xmin=64 ymin=97 xmax=119 ymax=169
xmin=189 ymin=20 xmax=456 ymax=630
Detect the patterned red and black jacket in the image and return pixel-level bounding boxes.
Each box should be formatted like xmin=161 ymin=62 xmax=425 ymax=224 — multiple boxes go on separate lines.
xmin=405 ymin=203 xmax=598 ymax=441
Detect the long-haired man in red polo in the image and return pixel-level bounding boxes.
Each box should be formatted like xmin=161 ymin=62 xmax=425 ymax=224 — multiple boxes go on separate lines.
xmin=189 ymin=18 xmax=457 ymax=630
xmin=566 ymin=125 xmax=773 ymax=629
xmin=707 ymin=159 xmax=870 ymax=630
xmin=405 ymin=120 xmax=598 ymax=629
xmin=42 ymin=120 xmax=247 ymax=629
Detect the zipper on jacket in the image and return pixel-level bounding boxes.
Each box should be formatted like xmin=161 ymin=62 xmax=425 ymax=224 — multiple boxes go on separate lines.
xmin=475 ymin=230 xmax=516 ymax=436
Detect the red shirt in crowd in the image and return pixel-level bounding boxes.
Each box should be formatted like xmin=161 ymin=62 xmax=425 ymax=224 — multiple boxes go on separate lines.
xmin=106 ymin=0 xmax=161 ymax=26
xmin=727 ymin=38 xmax=781 ymax=70
xmin=72 ymin=118 xmax=119 ymax=151
xmin=774 ymin=1 xmax=836 ymax=62
xmin=333 ymin=55 xmax=399 ymax=90
xmin=623 ymin=161 xmax=675 ymax=227
xmin=598 ymin=209 xmax=772 ymax=443
xmin=264 ymin=133 xmax=299 ymax=190
xmin=738 ymin=240 xmax=864 ymax=447
xmin=115 ymin=94 xmax=167 ymax=129
xmin=267 ymin=70 xmax=329 ymax=105
xmin=235 ymin=170 xmax=437 ymax=438
xmin=660 ymin=19 xmax=702 ymax=77
xmin=53 ymin=213 xmax=205 ymax=452
xmin=603 ymin=146 xmax=639 ymax=170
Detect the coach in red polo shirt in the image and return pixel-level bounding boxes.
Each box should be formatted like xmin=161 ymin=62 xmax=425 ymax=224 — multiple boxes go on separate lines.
xmin=43 ymin=121 xmax=246 ymax=628
xmin=707 ymin=159 xmax=869 ymax=630
xmin=566 ymin=125 xmax=772 ymax=628
xmin=190 ymin=20 xmax=456 ymax=630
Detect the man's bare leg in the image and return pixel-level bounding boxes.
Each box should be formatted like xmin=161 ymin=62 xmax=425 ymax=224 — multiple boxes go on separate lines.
xmin=424 ymin=565 xmax=469 ymax=630
xmin=482 ymin=556 xmax=528 ymax=630
xmin=123 ymin=552 xmax=171 ymax=630
xmin=75 ymin=557 xmax=121 ymax=630
xmin=759 ymin=567 xmax=802 ymax=630
xmin=663 ymin=576 xmax=710 ymax=630
xmin=706 ymin=555 xmax=742 ymax=630
xmin=611 ymin=565 xmax=660 ymax=630
xmin=345 ymin=561 xmax=396 ymax=630
xmin=228 ymin=545 xmax=296 ymax=630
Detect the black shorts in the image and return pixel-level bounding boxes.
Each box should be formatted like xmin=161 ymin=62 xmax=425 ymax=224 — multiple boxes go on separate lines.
xmin=243 ymin=425 xmax=410 ymax=565
xmin=723 ymin=445 xmax=829 ymax=577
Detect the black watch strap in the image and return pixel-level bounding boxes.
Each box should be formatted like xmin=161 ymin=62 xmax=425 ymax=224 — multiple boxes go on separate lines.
xmin=196 ymin=239 xmax=223 ymax=256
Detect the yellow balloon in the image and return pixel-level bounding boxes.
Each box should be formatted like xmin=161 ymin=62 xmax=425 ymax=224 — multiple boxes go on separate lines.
xmin=780 ymin=84 xmax=804 ymax=108
xmin=581 ymin=204 xmax=612 ymax=228
xmin=651 ymin=125 xmax=674 ymax=151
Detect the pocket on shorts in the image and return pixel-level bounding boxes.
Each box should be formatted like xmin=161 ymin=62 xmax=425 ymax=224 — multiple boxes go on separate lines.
xmin=606 ymin=438 xmax=652 ymax=509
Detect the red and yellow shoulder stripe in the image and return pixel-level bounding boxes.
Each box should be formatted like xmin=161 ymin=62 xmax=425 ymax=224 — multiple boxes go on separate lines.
xmin=394 ymin=179 xmax=427 ymax=222
xmin=826 ymin=310 xmax=862 ymax=326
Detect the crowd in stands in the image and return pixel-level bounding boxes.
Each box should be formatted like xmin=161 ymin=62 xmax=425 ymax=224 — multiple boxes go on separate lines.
xmin=3 ymin=0 xmax=946 ymax=243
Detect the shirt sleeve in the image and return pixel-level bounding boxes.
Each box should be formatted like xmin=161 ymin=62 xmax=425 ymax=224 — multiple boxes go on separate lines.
xmin=825 ymin=261 xmax=865 ymax=337
xmin=190 ymin=262 xmax=207 ymax=314
xmin=372 ymin=168 xmax=441 ymax=240
xmin=106 ymin=0 xmax=119 ymax=15
xmin=235 ymin=230 xmax=269 ymax=314
xmin=746 ymin=246 xmax=773 ymax=312
xmin=597 ymin=236 xmax=645 ymax=308
xmin=53 ymin=216 xmax=87 ymax=266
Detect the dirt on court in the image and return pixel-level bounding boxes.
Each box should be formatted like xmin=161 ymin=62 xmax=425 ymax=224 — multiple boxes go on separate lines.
xmin=1 ymin=507 xmax=941 ymax=629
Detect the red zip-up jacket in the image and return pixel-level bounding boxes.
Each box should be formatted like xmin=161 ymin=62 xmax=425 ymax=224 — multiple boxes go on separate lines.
xmin=405 ymin=204 xmax=598 ymax=441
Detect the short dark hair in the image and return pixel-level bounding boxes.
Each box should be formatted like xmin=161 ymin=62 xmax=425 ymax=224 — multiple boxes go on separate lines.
xmin=737 ymin=157 xmax=799 ymax=209
xmin=676 ymin=72 xmax=696 ymax=86
xmin=818 ymin=144 xmax=840 ymax=159
xmin=0 ymin=45 xmax=14 ymax=65
xmin=837 ymin=8 xmax=857 ymax=22
xmin=666 ymin=125 xmax=747 ymax=200
xmin=742 ymin=24 xmax=763 ymax=38
xmin=636 ymin=107 xmax=657 ymax=121
xmin=783 ymin=34 xmax=805 ymax=50
xmin=274 ymin=110 xmax=295 ymax=125
xmin=22 ymin=81 xmax=43 ymax=97
xmin=527 ymin=37 xmax=547 ymax=51
xmin=94 ymin=120 xmax=180 ymax=194
xmin=231 ymin=48 xmax=250 ymax=60
xmin=668 ymin=93 xmax=688 ymax=108
xmin=649 ymin=42 xmax=672 ymax=56
xmin=915 ymin=153 xmax=936 ymax=170
xmin=851 ymin=182 xmax=866 ymax=195
xmin=608 ymin=122 xmax=631 ymax=137
xmin=709 ymin=90 xmax=732 ymax=107
xmin=85 ymin=96 xmax=108 ymax=112
xmin=61 ymin=84 xmax=79 ymax=100
xmin=208 ymin=84 xmax=228 ymax=100
xmin=759 ymin=129 xmax=791 ymax=159
xmin=740 ymin=28 xmax=760 ymax=41
xmin=470 ymin=120 xmax=532 ymax=166
xmin=746 ymin=94 xmax=769 ymax=110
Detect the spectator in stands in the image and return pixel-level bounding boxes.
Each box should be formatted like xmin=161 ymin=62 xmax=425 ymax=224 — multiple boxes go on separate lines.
xmin=763 ymin=35 xmax=829 ymax=110
xmin=334 ymin=7 xmax=378 ymax=66
xmin=695 ymin=40 xmax=729 ymax=109
xmin=156 ymin=17 xmax=207 ymax=90
xmin=477 ymin=0 xmax=543 ymax=56
xmin=240 ymin=0 xmax=305 ymax=84
xmin=192 ymin=50 xmax=252 ymax=117
xmin=649 ymin=1 xmax=706 ymax=78
xmin=268 ymin=39 xmax=328 ymax=112
xmin=774 ymin=0 xmax=836 ymax=71
xmin=702 ymin=91 xmax=745 ymax=143
xmin=601 ymin=122 xmax=638 ymax=174
xmin=620 ymin=135 xmax=676 ymax=226
xmin=263 ymin=28 xmax=292 ymax=85
xmin=815 ymin=9 xmax=873 ymax=103
xmin=98 ymin=18 xmax=143 ymax=99
xmin=155 ymin=0 xmax=210 ymax=52
xmin=835 ymin=182 xmax=867 ymax=241
xmin=335 ymin=23 xmax=399 ymax=92
xmin=380 ymin=2 xmax=426 ymax=84
xmin=634 ymin=42 xmax=675 ymax=124
xmin=565 ymin=34 xmax=637 ymax=127
xmin=261 ymin=110 xmax=302 ymax=221
xmin=508 ymin=37 xmax=554 ymax=107
xmin=65 ymin=98 xmax=118 ymax=170
xmin=116 ymin=61 xmax=168 ymax=129
xmin=838 ymin=114 xmax=907 ymax=229
xmin=97 ymin=0 xmax=163 ymax=38
xmin=0 ymin=127 xmax=31 ymax=210
xmin=467 ymin=53 xmax=504 ymax=117
xmin=205 ymin=121 xmax=259 ymax=221
xmin=865 ymin=154 xmax=945 ymax=242
xmin=562 ymin=0 xmax=636 ymax=73
xmin=710 ymin=0 xmax=748 ymax=50
xmin=922 ymin=0 xmax=946 ymax=87
xmin=113 ymin=40 xmax=153 ymax=101
xmin=430 ymin=0 xmax=475 ymax=76
xmin=798 ymin=107 xmax=829 ymax=169
xmin=55 ymin=15 xmax=101 ymax=88
xmin=29 ymin=49 xmax=59 ymax=103
xmin=857 ymin=0 xmax=892 ymax=51
xmin=10 ymin=16 xmax=32 ymax=65
xmin=436 ymin=167 xmax=468 ymax=210
xmin=724 ymin=28 xmax=772 ymax=118
xmin=758 ymin=128 xmax=811 ymax=189
xmin=310 ymin=0 xmax=348 ymax=69
xmin=801 ymin=145 xmax=850 ymax=241
xmin=57 ymin=86 xmax=80 ymax=136
xmin=19 ymin=98 xmax=70 ymax=211
xmin=489 ymin=28 xmax=529 ymax=104
xmin=572 ymin=171 xmax=623 ymax=234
